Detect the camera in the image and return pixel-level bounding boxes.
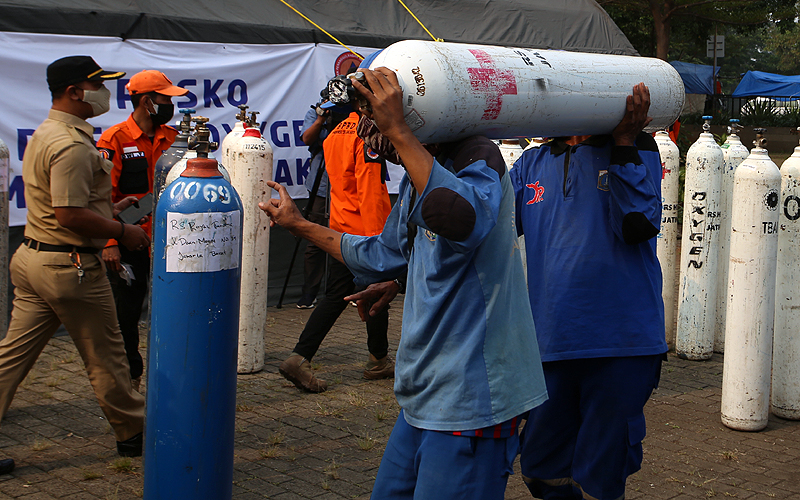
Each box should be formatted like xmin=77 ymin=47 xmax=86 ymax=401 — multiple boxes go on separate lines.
xmin=326 ymin=72 xmax=371 ymax=112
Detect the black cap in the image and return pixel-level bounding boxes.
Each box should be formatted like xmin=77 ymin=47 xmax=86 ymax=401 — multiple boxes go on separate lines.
xmin=46 ymin=55 xmax=126 ymax=92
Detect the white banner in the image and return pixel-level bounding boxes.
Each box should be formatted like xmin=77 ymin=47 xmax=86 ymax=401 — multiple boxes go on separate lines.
xmin=0 ymin=31 xmax=405 ymax=227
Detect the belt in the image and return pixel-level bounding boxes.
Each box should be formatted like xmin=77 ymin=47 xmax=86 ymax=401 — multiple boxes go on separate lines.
xmin=24 ymin=238 xmax=99 ymax=254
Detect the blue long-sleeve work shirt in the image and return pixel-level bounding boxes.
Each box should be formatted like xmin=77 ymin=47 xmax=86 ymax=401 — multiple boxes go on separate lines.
xmin=342 ymin=136 xmax=548 ymax=431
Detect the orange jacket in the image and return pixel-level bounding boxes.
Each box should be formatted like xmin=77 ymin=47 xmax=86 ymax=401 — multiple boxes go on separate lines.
xmin=323 ymin=112 xmax=391 ymax=236
xmin=97 ymin=115 xmax=177 ymax=246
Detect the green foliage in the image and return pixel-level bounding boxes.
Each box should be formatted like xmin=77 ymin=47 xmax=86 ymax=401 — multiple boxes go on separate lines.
xmin=600 ymin=0 xmax=799 ymax=91
xmin=739 ymin=99 xmax=800 ymax=128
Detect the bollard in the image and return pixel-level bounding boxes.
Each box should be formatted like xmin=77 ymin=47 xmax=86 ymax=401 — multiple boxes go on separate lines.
xmin=772 ymin=129 xmax=800 ymax=420
xmin=144 ymin=117 xmax=244 ymax=500
xmin=715 ymin=120 xmax=749 ymax=353
xmin=721 ymin=129 xmax=780 ymax=432
xmin=654 ymin=130 xmax=680 ymax=346
xmin=676 ymin=117 xmax=724 ymax=360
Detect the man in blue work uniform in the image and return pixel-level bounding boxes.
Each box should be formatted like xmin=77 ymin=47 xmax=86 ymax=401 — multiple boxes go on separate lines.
xmin=510 ymin=83 xmax=668 ymax=500
xmin=261 ymin=66 xmax=547 ymax=499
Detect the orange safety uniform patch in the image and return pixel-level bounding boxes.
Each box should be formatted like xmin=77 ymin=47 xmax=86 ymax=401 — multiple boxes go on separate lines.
xmin=323 ymin=112 xmax=391 ymax=237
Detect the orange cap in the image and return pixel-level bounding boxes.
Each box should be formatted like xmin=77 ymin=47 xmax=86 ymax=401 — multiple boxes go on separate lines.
xmin=126 ymin=70 xmax=188 ymax=96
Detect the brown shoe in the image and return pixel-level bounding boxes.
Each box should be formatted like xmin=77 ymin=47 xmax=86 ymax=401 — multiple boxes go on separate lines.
xmin=363 ymin=354 xmax=395 ymax=380
xmin=279 ymin=354 xmax=327 ymax=393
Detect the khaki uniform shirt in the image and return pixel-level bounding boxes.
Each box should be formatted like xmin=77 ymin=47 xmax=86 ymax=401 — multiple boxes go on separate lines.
xmin=22 ymin=109 xmax=114 ymax=249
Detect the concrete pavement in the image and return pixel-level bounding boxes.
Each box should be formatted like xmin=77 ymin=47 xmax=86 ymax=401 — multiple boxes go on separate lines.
xmin=0 ymin=302 xmax=797 ymax=499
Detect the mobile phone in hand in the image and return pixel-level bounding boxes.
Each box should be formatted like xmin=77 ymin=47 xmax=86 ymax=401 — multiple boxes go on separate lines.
xmin=117 ymin=193 xmax=154 ymax=225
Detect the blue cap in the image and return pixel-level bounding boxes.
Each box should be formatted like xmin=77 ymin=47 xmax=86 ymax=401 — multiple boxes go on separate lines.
xmin=320 ymin=100 xmax=353 ymax=113
xmin=359 ymin=50 xmax=383 ymax=69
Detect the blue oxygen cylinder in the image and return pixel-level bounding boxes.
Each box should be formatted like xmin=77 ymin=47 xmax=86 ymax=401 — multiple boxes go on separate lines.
xmin=144 ymin=117 xmax=243 ymax=500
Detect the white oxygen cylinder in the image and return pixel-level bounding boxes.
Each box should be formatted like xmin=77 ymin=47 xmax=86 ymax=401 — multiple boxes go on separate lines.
xmin=654 ymin=131 xmax=680 ymax=347
xmin=221 ymin=121 xmax=245 ymax=168
xmin=676 ymin=117 xmax=724 ymax=360
xmin=721 ymin=129 xmax=781 ymax=431
xmin=772 ymin=129 xmax=800 ymax=420
xmin=715 ymin=120 xmax=750 ymax=353
xmin=220 ymin=104 xmax=249 ymax=170
xmin=164 ymin=150 xmax=230 ymax=190
xmin=368 ymin=40 xmax=684 ymax=143
xmin=228 ymin=127 xmax=273 ymax=374
xmin=498 ymin=139 xmax=527 ymax=282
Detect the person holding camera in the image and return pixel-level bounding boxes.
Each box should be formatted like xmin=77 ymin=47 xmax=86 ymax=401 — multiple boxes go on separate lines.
xmin=97 ymin=70 xmax=188 ymax=391
xmin=0 ymin=56 xmax=151 ymax=464
xmin=295 ymin=89 xmax=338 ymax=309
xmin=277 ymin=91 xmax=394 ymax=392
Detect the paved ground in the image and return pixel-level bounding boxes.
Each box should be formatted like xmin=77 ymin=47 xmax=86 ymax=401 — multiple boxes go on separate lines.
xmin=0 ymin=303 xmax=797 ymax=499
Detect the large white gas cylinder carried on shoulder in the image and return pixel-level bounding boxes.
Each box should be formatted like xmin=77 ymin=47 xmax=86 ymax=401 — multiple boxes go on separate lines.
xmin=654 ymin=130 xmax=680 ymax=347
xmin=367 ymin=40 xmax=685 ymax=143
xmin=721 ymin=129 xmax=781 ymax=432
xmin=676 ymin=117 xmax=724 ymax=360
xmin=772 ymin=128 xmax=800 ymax=420
xmin=227 ymin=122 xmax=273 ymax=374
xmin=715 ymin=120 xmax=750 ymax=353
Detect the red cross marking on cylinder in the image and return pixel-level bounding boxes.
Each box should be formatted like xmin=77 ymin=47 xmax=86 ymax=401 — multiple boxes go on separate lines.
xmin=467 ymin=49 xmax=518 ymax=120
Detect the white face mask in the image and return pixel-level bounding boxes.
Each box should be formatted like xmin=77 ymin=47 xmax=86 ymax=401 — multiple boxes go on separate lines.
xmin=81 ymin=85 xmax=111 ymax=116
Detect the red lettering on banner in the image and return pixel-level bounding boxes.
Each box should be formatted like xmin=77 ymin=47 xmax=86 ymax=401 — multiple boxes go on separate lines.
xmin=467 ymin=49 xmax=518 ymax=120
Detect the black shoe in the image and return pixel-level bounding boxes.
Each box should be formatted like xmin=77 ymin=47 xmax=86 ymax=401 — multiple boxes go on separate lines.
xmin=116 ymin=433 xmax=142 ymax=457
xmin=0 ymin=458 xmax=15 ymax=475
xmin=296 ymin=294 xmax=317 ymax=309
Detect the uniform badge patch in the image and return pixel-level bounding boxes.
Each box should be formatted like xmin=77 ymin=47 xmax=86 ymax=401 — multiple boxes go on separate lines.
xmin=525 ymin=181 xmax=545 ymax=204
xmin=98 ymin=148 xmax=114 ymax=161
xmin=597 ymin=170 xmax=609 ymax=191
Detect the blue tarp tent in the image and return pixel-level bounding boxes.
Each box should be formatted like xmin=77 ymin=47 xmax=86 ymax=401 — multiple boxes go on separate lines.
xmin=733 ymin=71 xmax=800 ymax=97
xmin=669 ymin=61 xmax=720 ymax=94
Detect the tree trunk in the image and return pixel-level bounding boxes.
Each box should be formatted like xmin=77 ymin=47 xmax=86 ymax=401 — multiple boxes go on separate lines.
xmin=650 ymin=0 xmax=673 ymax=60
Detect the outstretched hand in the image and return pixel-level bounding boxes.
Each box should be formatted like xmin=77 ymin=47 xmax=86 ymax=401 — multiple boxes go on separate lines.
xmin=344 ymin=280 xmax=400 ymax=322
xmin=612 ymin=83 xmax=652 ymax=147
xmin=258 ymin=181 xmax=304 ymax=231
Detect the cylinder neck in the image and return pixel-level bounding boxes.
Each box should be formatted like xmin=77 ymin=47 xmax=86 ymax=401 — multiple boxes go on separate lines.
xmin=182 ymin=157 xmax=223 ymax=178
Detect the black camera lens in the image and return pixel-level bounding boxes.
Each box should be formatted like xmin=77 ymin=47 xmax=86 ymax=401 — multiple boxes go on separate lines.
xmin=327 ymin=75 xmax=354 ymax=105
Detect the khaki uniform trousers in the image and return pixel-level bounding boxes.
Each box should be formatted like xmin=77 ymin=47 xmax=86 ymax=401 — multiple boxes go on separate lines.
xmin=0 ymin=244 xmax=144 ymax=442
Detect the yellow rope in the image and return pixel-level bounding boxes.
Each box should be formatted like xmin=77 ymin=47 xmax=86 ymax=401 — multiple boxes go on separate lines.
xmin=396 ymin=0 xmax=443 ymax=42
xmin=278 ymin=0 xmax=363 ymax=59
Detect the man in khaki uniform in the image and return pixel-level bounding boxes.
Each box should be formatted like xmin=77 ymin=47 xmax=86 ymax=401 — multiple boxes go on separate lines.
xmin=0 ymin=56 xmax=151 ymax=470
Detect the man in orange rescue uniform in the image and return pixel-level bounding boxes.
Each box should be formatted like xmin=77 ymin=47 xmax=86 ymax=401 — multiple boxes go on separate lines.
xmin=97 ymin=70 xmax=188 ymax=390
xmin=278 ymin=107 xmax=394 ymax=392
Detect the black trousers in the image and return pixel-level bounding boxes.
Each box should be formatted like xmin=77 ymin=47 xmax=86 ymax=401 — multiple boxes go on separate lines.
xmin=301 ymin=194 xmax=328 ymax=298
xmin=294 ymin=258 xmax=389 ymax=361
xmin=107 ymin=247 xmax=149 ymax=379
